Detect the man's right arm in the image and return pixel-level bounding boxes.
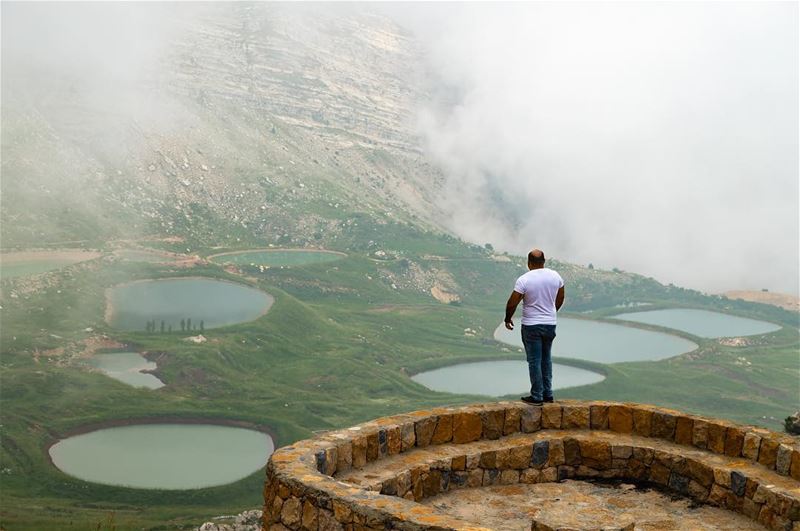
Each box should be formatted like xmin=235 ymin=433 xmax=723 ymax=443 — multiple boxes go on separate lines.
xmin=555 ymin=286 xmax=565 ymax=311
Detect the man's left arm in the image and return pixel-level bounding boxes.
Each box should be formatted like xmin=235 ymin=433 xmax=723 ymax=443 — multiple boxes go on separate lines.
xmin=504 ymin=291 xmax=524 ymax=330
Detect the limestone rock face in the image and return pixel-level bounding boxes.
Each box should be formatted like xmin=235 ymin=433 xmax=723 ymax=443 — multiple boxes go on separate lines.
xmin=197 ymin=509 xmax=262 ymax=531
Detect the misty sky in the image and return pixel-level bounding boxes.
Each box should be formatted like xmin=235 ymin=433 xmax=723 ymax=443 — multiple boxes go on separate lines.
xmin=3 ymin=2 xmax=798 ymax=294
xmin=396 ymin=2 xmax=798 ymax=294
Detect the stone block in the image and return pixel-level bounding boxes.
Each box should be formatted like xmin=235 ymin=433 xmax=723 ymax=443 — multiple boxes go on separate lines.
xmin=692 ymin=419 xmax=709 ymax=449
xmin=724 ymin=427 xmax=745 ymax=457
xmin=520 ymin=468 xmax=539 ymax=483
xmin=302 ymin=500 xmax=319 ymax=531
xmin=324 ymin=447 xmax=338 ymax=476
xmin=451 ymin=455 xmax=466 ymax=471
xmin=730 ymin=471 xmax=747 ymax=497
xmin=481 ymin=409 xmax=505 ymax=439
xmin=632 ymin=408 xmax=653 ymax=437
xmin=541 ymin=404 xmax=562 ymax=429
xmin=687 ymin=479 xmax=709 ymax=502
xmin=744 ymin=478 xmax=758 ymax=499
xmin=625 ymin=458 xmax=647 ymax=480
xmin=366 ymin=433 xmax=379 ymax=462
xmin=396 ymin=470 xmax=411 ymax=497
xmin=423 ymin=469 xmax=443 ymax=497
xmin=562 ymin=405 xmax=590 ymax=429
xmin=414 ymin=417 xmax=437 ymax=448
xmin=580 ymin=439 xmax=611 ymax=468
xmin=791 ymin=450 xmax=800 ymax=481
xmin=319 ymin=508 xmax=343 ymax=531
xmin=707 ymin=423 xmax=727 ymax=454
xmin=590 ymin=404 xmax=609 ymax=430
xmin=632 ymin=447 xmax=654 ymax=464
xmin=713 ymin=467 xmax=731 ymax=488
xmin=503 ymin=407 xmax=521 ymax=435
xmin=758 ymin=437 xmax=780 ymax=469
xmin=649 ymin=462 xmax=670 ymax=486
xmin=708 ymin=484 xmax=728 ymax=506
xmin=521 ymin=406 xmax=542 ymax=432
xmin=742 ymin=432 xmax=761 ymax=461
xmin=564 ymin=438 xmax=581 ymax=465
xmin=336 ymin=443 xmax=352 ymax=473
xmin=507 ymin=445 xmax=533 ymax=469
xmin=378 ymin=429 xmax=388 ymax=456
xmin=499 ymin=469 xmax=520 ymax=484
xmin=557 ymin=465 xmax=575 ymax=480
xmin=450 ymin=470 xmax=468 ymax=489
xmin=611 ymin=445 xmax=632 ymax=459
xmin=668 ymin=472 xmax=690 ymax=494
xmin=386 ymin=426 xmax=401 ymax=455
xmin=548 ymin=439 xmax=565 ymax=466
xmin=352 ymin=436 xmax=367 ymax=468
xmin=466 ymin=453 xmax=480 ymax=469
xmin=674 ymin=416 xmax=694 ymax=445
xmin=380 ymin=477 xmax=398 ymax=496
xmin=776 ymin=444 xmax=792 ymax=475
xmin=531 ymin=440 xmax=549 ymax=468
xmin=652 ymin=412 xmax=676 ymax=440
xmin=281 ymin=497 xmax=302 ymax=528
xmin=482 ymin=468 xmax=500 ymax=486
xmin=685 ymin=459 xmax=713 ymax=488
xmin=467 ymin=469 xmax=483 ymax=488
xmin=431 ymin=414 xmax=453 ymax=445
xmin=741 ymin=498 xmax=762 ymax=520
xmin=452 ymin=412 xmax=482 ymax=444
xmin=401 ymin=422 xmax=416 ymax=451
xmin=608 ymin=405 xmax=633 ymax=433
xmin=479 ymin=450 xmax=497 ymax=469
xmin=540 ymin=467 xmax=558 ymax=482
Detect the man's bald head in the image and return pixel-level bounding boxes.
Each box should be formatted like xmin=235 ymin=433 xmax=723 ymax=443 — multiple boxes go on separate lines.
xmin=528 ymin=248 xmax=546 ymax=269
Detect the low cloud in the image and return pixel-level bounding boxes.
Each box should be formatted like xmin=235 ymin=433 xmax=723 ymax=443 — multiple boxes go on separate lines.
xmin=404 ymin=2 xmax=798 ymax=293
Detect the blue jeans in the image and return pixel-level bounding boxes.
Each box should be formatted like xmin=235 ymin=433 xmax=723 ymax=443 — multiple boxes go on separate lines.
xmin=521 ymin=324 xmax=556 ymax=401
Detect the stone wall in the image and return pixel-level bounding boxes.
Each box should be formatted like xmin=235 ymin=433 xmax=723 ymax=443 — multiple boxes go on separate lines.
xmin=263 ymin=401 xmax=800 ymax=530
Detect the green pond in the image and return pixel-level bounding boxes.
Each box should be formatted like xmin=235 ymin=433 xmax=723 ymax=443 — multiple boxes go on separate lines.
xmin=88 ymin=352 xmax=164 ymax=389
xmin=612 ymin=308 xmax=781 ymax=338
xmin=209 ymin=249 xmax=344 ymax=267
xmin=412 ymin=360 xmax=605 ymax=396
xmin=49 ymin=424 xmax=273 ymax=489
xmin=106 ymin=278 xmax=273 ymax=331
xmin=494 ymin=317 xmax=697 ymax=363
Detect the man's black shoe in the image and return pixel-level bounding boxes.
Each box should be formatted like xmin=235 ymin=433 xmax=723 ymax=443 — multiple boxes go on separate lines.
xmin=521 ymin=396 xmax=543 ymax=406
xmin=544 ymin=397 xmax=554 ymax=403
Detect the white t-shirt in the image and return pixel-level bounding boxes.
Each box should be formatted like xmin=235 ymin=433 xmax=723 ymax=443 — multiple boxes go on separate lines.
xmin=514 ymin=268 xmax=564 ymax=325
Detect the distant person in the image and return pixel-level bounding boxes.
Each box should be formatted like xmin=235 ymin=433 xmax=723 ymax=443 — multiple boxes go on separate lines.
xmin=504 ymin=249 xmax=565 ymax=405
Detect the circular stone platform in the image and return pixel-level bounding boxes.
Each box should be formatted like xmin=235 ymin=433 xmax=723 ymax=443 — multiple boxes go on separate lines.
xmin=263 ymin=401 xmax=800 ymax=531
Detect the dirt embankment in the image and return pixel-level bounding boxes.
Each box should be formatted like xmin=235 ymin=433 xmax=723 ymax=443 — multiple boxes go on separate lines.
xmin=723 ymin=290 xmax=799 ymax=312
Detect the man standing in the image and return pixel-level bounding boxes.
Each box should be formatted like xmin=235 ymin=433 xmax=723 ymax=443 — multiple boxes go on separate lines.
xmin=504 ymin=249 xmax=565 ymax=405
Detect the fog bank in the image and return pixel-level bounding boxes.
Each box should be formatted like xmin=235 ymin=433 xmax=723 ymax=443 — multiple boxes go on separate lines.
xmin=402 ymin=2 xmax=799 ymax=294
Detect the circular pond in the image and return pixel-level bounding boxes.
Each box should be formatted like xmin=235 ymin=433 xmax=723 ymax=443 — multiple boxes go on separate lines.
xmin=209 ymin=249 xmax=345 ymax=267
xmin=88 ymin=352 xmax=164 ymax=389
xmin=612 ymin=308 xmax=781 ymax=338
xmin=106 ymin=278 xmax=273 ymax=331
xmin=412 ymin=360 xmax=604 ymax=396
xmin=494 ymin=317 xmax=697 ymax=363
xmin=49 ymin=424 xmax=274 ymax=489
xmin=0 ymin=250 xmax=101 ymax=279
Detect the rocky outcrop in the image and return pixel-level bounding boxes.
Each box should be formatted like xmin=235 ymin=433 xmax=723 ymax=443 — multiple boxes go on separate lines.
xmin=198 ymin=509 xmax=262 ymax=531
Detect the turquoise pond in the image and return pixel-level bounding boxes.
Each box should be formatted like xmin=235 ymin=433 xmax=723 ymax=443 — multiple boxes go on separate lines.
xmin=411 ymin=360 xmax=605 ymax=396
xmin=106 ymin=278 xmax=273 ymax=332
xmin=88 ymin=352 xmax=164 ymax=389
xmin=612 ymin=308 xmax=781 ymax=338
xmin=209 ymin=249 xmax=344 ymax=267
xmin=49 ymin=424 xmax=273 ymax=489
xmin=494 ymin=317 xmax=697 ymax=363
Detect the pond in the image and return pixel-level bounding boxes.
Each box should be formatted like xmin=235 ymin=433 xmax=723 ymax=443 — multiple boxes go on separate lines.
xmin=106 ymin=277 xmax=273 ymax=332
xmin=49 ymin=424 xmax=273 ymax=489
xmin=88 ymin=352 xmax=164 ymax=389
xmin=0 ymin=250 xmax=101 ymax=279
xmin=209 ymin=249 xmax=345 ymax=267
xmin=612 ymin=308 xmax=781 ymax=338
xmin=494 ymin=317 xmax=697 ymax=363
xmin=411 ymin=360 xmax=605 ymax=397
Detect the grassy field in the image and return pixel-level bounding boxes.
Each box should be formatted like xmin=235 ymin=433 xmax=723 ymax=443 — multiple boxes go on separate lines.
xmin=0 ymin=232 xmax=797 ymax=530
